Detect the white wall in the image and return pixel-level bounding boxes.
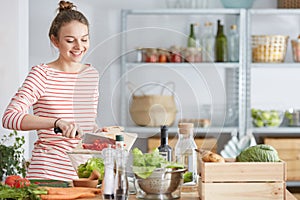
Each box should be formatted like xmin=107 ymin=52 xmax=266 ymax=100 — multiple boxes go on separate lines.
xmin=1 ymin=0 xmax=290 ymax=159
xmin=0 ymin=0 xmax=30 ymax=159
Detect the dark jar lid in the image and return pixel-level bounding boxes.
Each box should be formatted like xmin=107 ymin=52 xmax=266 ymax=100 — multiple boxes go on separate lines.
xmin=115 ymin=134 xmax=124 ymax=142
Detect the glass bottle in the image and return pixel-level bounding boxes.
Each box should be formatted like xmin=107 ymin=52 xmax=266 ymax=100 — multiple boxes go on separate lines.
xmin=116 ymin=134 xmax=124 ymax=150
xmin=201 ymin=22 xmax=215 ymax=62
xmin=187 ymin=23 xmax=197 ymax=48
xmin=228 ymin=24 xmax=239 ymax=62
xmin=158 ymin=125 xmax=172 ymax=162
xmin=215 ymin=20 xmax=228 ymax=62
xmin=174 ymin=123 xmax=198 ymax=185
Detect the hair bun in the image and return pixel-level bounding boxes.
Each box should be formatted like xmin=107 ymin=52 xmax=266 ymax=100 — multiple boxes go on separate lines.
xmin=58 ymin=1 xmax=76 ymax=12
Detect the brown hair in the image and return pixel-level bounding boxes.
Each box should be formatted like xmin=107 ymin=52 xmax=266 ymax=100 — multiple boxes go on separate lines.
xmin=48 ymin=1 xmax=89 ymax=39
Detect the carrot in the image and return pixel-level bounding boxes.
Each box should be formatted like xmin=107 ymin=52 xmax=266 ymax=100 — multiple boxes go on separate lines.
xmin=45 ymin=187 xmax=101 ymax=195
xmin=40 ymin=192 xmax=96 ymax=200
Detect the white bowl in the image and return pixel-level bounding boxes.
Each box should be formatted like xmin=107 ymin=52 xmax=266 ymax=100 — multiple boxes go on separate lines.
xmin=220 ymin=0 xmax=255 ymax=9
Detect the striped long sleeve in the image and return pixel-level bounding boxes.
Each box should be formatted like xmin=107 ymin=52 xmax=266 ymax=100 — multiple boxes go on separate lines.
xmin=2 ymin=64 xmax=100 ymax=181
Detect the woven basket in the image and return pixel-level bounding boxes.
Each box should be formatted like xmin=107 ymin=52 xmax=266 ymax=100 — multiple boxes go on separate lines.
xmin=128 ymin=82 xmax=177 ymax=127
xmin=252 ymin=35 xmax=289 ymax=63
xmin=278 ymin=0 xmax=300 ymax=8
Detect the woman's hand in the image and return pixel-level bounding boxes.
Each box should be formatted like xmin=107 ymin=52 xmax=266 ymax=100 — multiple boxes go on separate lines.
xmin=55 ymin=119 xmax=83 ymax=138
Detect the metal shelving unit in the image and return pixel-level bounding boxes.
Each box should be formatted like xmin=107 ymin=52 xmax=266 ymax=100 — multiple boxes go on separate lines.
xmin=246 ymin=9 xmax=300 ymax=186
xmin=120 ymin=9 xmax=247 ymax=137
xmin=246 ymin=9 xmax=300 ymax=135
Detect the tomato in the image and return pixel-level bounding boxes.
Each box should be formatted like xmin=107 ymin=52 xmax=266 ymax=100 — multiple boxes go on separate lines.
xmin=5 ymin=175 xmax=22 ymax=187
xmin=14 ymin=178 xmax=31 ymax=188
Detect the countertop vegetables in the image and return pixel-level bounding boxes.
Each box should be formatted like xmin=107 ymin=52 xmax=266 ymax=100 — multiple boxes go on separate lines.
xmin=77 ymin=157 xmax=104 ymax=181
xmin=132 ymin=148 xmax=184 ymax=179
xmin=0 ymin=183 xmax=48 ymax=200
xmin=196 ymin=149 xmax=225 ymax=163
xmin=183 ymin=172 xmax=193 ymax=183
xmin=40 ymin=187 xmax=101 ymax=200
xmin=236 ymin=144 xmax=281 ymax=162
xmin=5 ymin=175 xmax=22 ymax=187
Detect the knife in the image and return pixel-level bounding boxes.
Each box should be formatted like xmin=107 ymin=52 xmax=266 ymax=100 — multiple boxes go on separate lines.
xmin=54 ymin=127 xmax=115 ymax=145
xmin=54 ymin=127 xmax=80 ymax=137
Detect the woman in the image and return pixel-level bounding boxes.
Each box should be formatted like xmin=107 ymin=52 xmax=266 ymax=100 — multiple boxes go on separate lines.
xmin=2 ymin=1 xmax=99 ymax=181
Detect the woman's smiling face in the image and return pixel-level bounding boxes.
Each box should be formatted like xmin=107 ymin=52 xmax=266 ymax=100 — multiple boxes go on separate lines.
xmin=52 ymin=20 xmax=90 ymax=64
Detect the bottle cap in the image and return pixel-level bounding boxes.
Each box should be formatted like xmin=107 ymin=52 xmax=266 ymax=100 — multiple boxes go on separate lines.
xmin=178 ymin=123 xmax=194 ymax=129
xmin=178 ymin=123 xmax=194 ymax=134
xmin=115 ymin=134 xmax=124 ymax=142
xmin=161 ymin=125 xmax=168 ymax=131
xmin=161 ymin=125 xmax=168 ymax=137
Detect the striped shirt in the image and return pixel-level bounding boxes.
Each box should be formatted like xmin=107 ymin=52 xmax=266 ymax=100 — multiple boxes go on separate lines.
xmin=2 ymin=64 xmax=99 ymax=181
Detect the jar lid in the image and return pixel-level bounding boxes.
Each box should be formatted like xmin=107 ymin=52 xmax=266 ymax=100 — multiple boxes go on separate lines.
xmin=115 ymin=134 xmax=124 ymax=141
xmin=178 ymin=122 xmax=194 ymax=129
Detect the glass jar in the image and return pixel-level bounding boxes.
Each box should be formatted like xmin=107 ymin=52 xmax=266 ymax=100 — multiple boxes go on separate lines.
xmin=169 ymin=45 xmax=182 ymax=63
xmin=158 ymin=48 xmax=169 ymax=63
xmin=143 ymin=48 xmax=158 ymax=63
xmin=174 ymin=123 xmax=198 ymax=185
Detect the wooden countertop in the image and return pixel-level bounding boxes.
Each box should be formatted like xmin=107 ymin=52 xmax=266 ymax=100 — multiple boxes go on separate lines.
xmin=88 ymin=189 xmax=297 ymax=200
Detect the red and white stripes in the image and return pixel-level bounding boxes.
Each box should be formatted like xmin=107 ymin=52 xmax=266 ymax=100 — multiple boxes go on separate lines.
xmin=2 ymin=64 xmax=99 ymax=181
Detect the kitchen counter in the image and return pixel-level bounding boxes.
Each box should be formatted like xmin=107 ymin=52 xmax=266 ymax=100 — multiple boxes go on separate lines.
xmin=87 ymin=189 xmax=297 ymax=200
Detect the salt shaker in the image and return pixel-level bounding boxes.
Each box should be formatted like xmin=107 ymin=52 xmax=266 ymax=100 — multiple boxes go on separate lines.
xmin=102 ymin=147 xmax=116 ymax=200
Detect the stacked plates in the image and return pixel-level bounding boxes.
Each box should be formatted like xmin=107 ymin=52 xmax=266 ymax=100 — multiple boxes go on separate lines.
xmin=221 ymin=132 xmax=257 ymax=158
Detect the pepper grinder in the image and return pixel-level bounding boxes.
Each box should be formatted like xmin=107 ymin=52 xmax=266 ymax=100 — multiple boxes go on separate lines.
xmin=114 ymin=148 xmax=129 ymax=200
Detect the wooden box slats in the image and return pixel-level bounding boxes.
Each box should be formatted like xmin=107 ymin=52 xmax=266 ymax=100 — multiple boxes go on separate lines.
xmin=199 ymin=161 xmax=286 ymax=200
xmin=264 ymin=138 xmax=300 ymax=181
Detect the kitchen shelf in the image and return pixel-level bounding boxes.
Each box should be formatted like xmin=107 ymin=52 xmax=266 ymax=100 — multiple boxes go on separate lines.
xmin=250 ymin=9 xmax=300 ymax=15
xmin=251 ymin=127 xmax=300 ymax=134
xmin=125 ymin=126 xmax=237 ymax=137
xmin=124 ymin=8 xmax=243 ymax=15
xmin=126 ymin=62 xmax=240 ymax=69
xmin=246 ymin=9 xmax=300 ymax=135
xmin=251 ymin=63 xmax=300 ymax=68
xmin=120 ymin=9 xmax=247 ymax=138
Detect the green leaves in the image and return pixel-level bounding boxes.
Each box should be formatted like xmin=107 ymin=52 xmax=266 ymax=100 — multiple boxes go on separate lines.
xmin=0 ymin=183 xmax=47 ymax=200
xmin=0 ymin=130 xmax=26 ymax=181
xmin=77 ymin=157 xmax=104 ymax=180
xmin=132 ymin=148 xmax=184 ymax=179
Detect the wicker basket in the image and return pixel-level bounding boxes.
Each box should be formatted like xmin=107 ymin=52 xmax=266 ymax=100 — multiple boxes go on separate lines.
xmin=128 ymin=82 xmax=177 ymax=127
xmin=252 ymin=35 xmax=289 ymax=63
xmin=278 ymin=0 xmax=300 ymax=8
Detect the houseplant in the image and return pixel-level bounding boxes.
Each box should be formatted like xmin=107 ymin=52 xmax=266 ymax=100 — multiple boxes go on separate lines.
xmin=0 ymin=130 xmax=26 ymax=181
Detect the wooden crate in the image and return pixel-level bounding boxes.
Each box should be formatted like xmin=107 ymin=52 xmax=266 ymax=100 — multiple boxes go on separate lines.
xmin=198 ymin=160 xmax=287 ymax=200
xmin=147 ymin=136 xmax=217 ymax=153
xmin=264 ymin=138 xmax=300 ymax=181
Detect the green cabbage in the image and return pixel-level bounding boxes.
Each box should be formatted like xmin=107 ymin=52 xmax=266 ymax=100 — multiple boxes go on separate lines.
xmin=236 ymin=144 xmax=280 ymax=162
